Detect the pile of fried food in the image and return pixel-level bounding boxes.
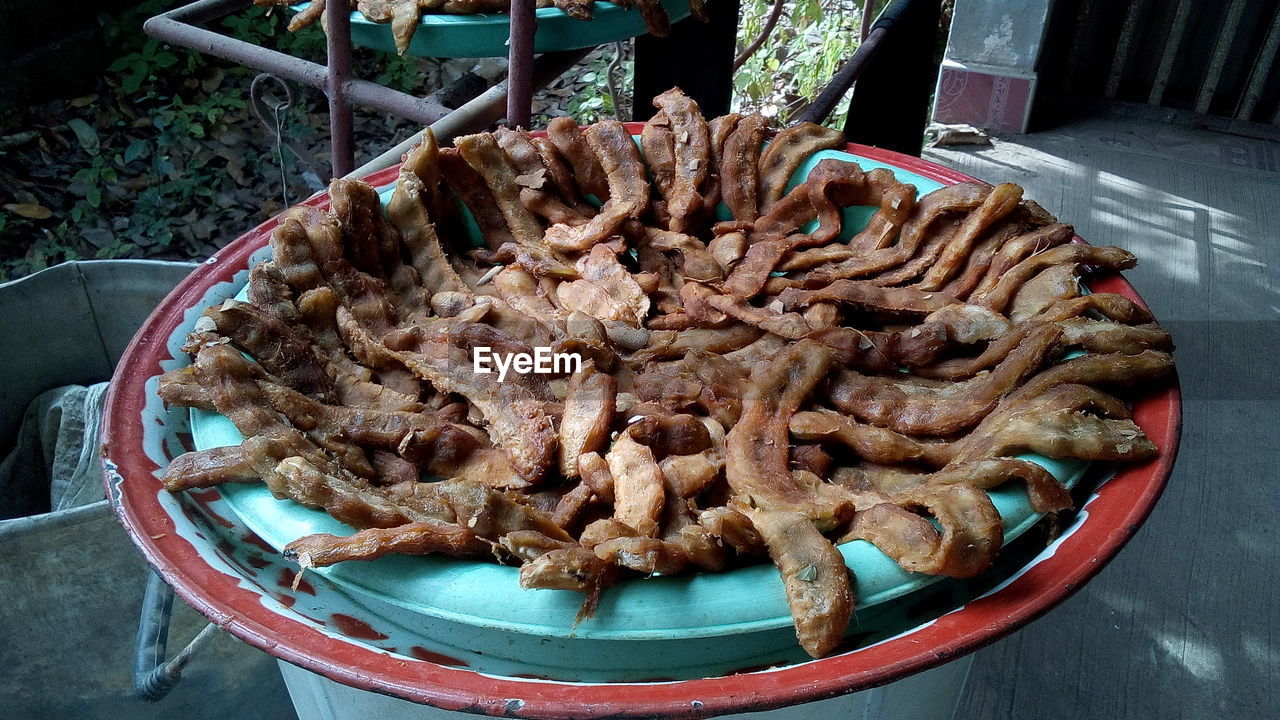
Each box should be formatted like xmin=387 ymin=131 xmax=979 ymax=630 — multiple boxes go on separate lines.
xmin=160 ymin=88 xmax=1173 ymax=658
xmin=255 ymin=0 xmax=702 ymax=54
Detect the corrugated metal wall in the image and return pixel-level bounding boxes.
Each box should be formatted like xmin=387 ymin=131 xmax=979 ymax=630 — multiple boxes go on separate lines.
xmin=1038 ymin=0 xmax=1280 ymax=126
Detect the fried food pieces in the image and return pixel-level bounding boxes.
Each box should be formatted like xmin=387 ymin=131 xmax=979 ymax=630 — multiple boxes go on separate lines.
xmin=160 ymin=91 xmax=1173 ymax=659
xmin=254 ymin=0 xmax=697 ymax=52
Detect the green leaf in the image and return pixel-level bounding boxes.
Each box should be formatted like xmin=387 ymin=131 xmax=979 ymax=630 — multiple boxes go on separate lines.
xmin=86 ymin=186 xmax=102 ymax=208
xmin=123 ymin=71 xmax=145 ymax=95
xmin=124 ymin=139 xmax=147 ymax=165
xmin=67 ymin=118 xmax=100 ymax=155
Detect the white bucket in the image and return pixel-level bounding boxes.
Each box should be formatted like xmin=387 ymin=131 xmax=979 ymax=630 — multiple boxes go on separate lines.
xmin=277 ymin=655 xmax=973 ymax=720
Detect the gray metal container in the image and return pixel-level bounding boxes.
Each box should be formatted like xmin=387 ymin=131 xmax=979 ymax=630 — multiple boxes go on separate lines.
xmin=0 ymin=260 xmax=295 ymax=720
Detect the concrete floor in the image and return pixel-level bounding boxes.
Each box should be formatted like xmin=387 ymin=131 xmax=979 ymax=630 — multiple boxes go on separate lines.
xmin=924 ymin=116 xmax=1280 ymax=720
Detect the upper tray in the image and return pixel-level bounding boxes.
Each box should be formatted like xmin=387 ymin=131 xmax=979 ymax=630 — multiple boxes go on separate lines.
xmin=294 ymin=0 xmax=693 ymax=58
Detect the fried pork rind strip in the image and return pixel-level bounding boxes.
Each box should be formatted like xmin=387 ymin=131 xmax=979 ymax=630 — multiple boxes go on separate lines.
xmin=438 ymin=147 xmax=518 ymax=250
xmin=914 ymin=294 xmax=1160 ymax=380
xmin=552 ymin=0 xmax=595 ymax=19
xmin=757 ymin=122 xmax=846 ymax=210
xmin=974 ymin=410 xmax=1157 ymax=463
xmin=641 ymin=112 xmax=676 ymax=203
xmin=851 ymin=458 xmax=1073 ymax=515
xmin=652 ymin=88 xmax=711 ymax=232
xmin=788 ymin=409 xmax=952 ymax=467
xmin=969 ymin=243 xmax=1138 ymax=312
xmin=725 ymin=340 xmax=850 ymax=529
xmin=804 ymin=182 xmax=989 ymax=282
xmin=720 ymin=114 xmax=768 ymax=221
xmin=721 ymin=160 xmax=874 ymax=299
xmin=387 ymin=131 xmax=469 ymax=295
xmin=965 ymin=222 xmax=1075 ymax=299
xmin=703 ymin=113 xmax=741 ymax=209
xmin=163 ymin=440 xmax=272 ymax=490
xmin=750 ymin=509 xmax=853 ymax=658
xmin=392 ymin=326 xmax=559 ymax=483
xmin=779 ymin=279 xmax=961 ymax=316
xmin=914 ymin=183 xmax=1024 ymax=291
xmin=201 ymin=299 xmax=336 ymax=403
xmin=559 ymin=362 xmax=617 ymax=478
xmin=543 ymin=120 xmax=650 ymax=252
xmin=603 ymin=433 xmax=666 ymax=537
xmin=849 ymin=484 xmax=1003 ymax=578
xmin=806 ymin=323 xmax=950 ymax=372
xmin=828 ymin=324 xmax=1064 ymax=436
xmin=389 ymin=0 xmax=421 ymax=55
xmin=546 ymin=116 xmax=610 ymax=200
xmin=635 ymin=0 xmax=672 ymax=36
xmin=287 ymin=0 xmax=325 ymax=31
xmin=576 ymin=243 xmax=650 ymax=322
xmin=284 ymin=521 xmax=489 ymax=569
xmin=456 ymin=132 xmax=547 ymax=248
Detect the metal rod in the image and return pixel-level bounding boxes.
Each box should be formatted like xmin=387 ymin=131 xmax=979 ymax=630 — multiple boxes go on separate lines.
xmin=1237 ymin=9 xmax=1280 ymax=121
xmin=164 ymin=622 xmax=221 ymax=679
xmin=795 ymin=25 xmax=889 ymax=126
xmin=1195 ymin=0 xmax=1248 ymax=115
xmin=164 ymin=0 xmax=246 ymax=25
xmin=1149 ymin=0 xmax=1193 ymax=106
xmin=507 ymin=0 xmax=538 ymax=128
xmin=325 ymin=0 xmax=355 ymax=177
xmin=349 ymin=49 xmax=592 ymax=179
xmin=860 ymin=0 xmax=876 ymax=41
xmin=145 ymin=2 xmax=475 ymax=121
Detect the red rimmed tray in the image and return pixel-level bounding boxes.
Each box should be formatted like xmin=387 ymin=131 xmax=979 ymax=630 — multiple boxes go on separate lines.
xmin=100 ymin=130 xmax=1181 ymax=718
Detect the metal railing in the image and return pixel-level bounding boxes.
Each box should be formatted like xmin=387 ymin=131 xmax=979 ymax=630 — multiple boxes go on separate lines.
xmin=143 ymin=0 xmax=589 ymax=177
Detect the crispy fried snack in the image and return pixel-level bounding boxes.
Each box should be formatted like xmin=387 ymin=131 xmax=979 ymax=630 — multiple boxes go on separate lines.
xmin=161 ymin=89 xmax=1172 ymax=659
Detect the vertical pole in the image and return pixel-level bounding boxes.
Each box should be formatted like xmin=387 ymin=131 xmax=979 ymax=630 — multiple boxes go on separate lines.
xmin=507 ymin=0 xmax=538 ymax=128
xmin=861 ymin=0 xmax=877 ymax=41
xmin=325 ymin=0 xmax=354 ymax=178
xmin=633 ymin=0 xmax=740 ymax=121
xmin=843 ymin=0 xmax=941 ymax=156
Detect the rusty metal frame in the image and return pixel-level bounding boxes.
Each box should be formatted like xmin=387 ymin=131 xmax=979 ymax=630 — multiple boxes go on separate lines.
xmin=143 ymin=0 xmax=548 ymax=177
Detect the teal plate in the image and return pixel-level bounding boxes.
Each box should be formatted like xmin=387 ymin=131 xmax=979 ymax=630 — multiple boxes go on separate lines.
xmin=293 ymin=1 xmax=693 ymax=58
xmin=190 ymin=147 xmax=1087 ymax=646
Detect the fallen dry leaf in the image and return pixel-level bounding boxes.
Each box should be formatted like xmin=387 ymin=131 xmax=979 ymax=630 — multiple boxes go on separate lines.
xmin=3 ymin=203 xmax=53 ymax=220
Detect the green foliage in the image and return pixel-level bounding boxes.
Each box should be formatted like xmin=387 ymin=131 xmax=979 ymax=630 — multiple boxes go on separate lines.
xmin=734 ymin=0 xmax=864 ymax=126
xmin=376 ymin=53 xmax=441 ymax=95
xmin=1 ymin=1 xmax=325 ymax=279
xmin=563 ymin=47 xmax=634 ymax=125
